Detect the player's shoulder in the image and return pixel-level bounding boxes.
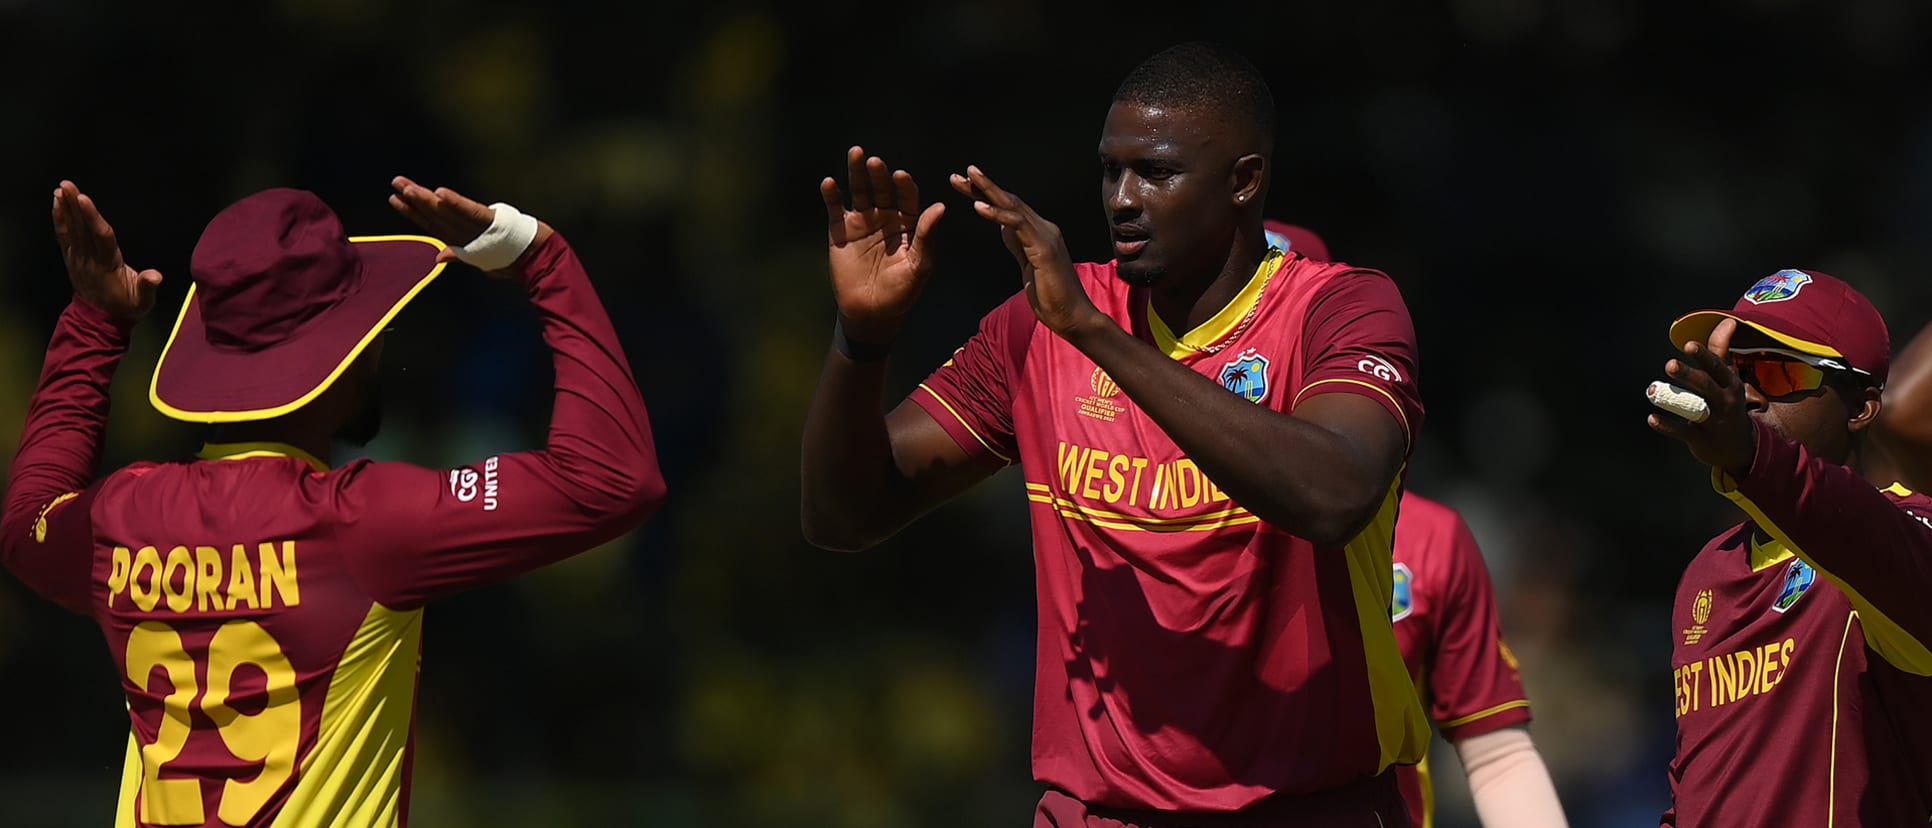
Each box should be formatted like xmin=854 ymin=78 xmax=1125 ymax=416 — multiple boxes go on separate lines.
xmin=1881 ymin=482 xmax=1932 ymax=529
xmin=1291 ymin=256 xmax=1406 ymax=305
xmin=1395 ymin=491 xmax=1477 ymax=569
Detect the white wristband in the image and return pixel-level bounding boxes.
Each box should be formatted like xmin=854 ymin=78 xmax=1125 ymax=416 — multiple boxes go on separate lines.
xmin=453 ymin=202 xmax=540 ymax=271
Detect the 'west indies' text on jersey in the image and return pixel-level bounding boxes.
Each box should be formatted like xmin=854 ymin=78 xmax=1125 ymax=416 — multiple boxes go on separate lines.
xmin=912 ymin=249 xmax=1431 ymax=811
xmin=1665 ymin=422 xmax=1932 ymax=826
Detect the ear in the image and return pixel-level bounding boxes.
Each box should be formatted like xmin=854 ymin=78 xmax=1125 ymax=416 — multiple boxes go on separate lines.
xmin=1231 ymin=153 xmax=1266 ymax=208
xmin=1847 ymin=382 xmax=1883 ymax=435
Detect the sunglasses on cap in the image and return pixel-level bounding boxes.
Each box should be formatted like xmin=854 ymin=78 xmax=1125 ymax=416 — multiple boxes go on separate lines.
xmin=1729 ymin=347 xmax=1871 ymax=397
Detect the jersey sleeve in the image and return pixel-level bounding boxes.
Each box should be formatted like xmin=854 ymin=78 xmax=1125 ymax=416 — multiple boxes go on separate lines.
xmin=907 ymin=291 xmax=1035 ymax=466
xmin=1 ymin=299 xmax=135 ymax=615
xmin=334 ymin=233 xmax=667 ymax=609
xmin=1424 ymin=509 xmax=1533 ymax=740
xmin=1290 ymin=270 xmax=1423 ymax=448
xmin=1719 ymin=420 xmax=1932 ymax=675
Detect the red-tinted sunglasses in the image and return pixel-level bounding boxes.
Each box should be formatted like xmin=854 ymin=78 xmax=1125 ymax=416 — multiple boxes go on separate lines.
xmin=1729 ymin=348 xmax=1865 ymax=397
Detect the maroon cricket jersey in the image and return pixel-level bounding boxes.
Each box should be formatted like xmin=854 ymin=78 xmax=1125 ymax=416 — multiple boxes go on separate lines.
xmin=910 ymin=248 xmax=1432 ymax=812
xmin=0 ymin=234 xmax=664 ymax=828
xmin=1664 ymin=422 xmax=1932 ymax=826
xmin=1388 ymin=493 xmax=1532 ymax=828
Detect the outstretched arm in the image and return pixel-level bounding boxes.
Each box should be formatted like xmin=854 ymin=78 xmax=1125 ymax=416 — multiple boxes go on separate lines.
xmin=1652 ymin=318 xmax=1932 ymax=674
xmin=1 ymin=182 xmax=163 ymax=613
xmin=335 ymin=180 xmax=667 ymax=606
xmin=800 ymin=147 xmax=1001 ymax=551
xmin=949 ymin=167 xmax=1408 ymax=544
xmin=1457 ymin=727 xmax=1569 ymax=828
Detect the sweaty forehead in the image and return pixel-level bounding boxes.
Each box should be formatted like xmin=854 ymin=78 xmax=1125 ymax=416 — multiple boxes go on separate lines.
xmin=1098 ymin=102 xmax=1221 ymax=157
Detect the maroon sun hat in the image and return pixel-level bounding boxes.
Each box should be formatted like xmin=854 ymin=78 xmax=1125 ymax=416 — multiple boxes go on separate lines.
xmin=149 ymin=188 xmax=447 ymax=422
xmin=1669 ymin=268 xmax=1890 ymax=386
xmin=1262 ymin=219 xmax=1331 ymax=262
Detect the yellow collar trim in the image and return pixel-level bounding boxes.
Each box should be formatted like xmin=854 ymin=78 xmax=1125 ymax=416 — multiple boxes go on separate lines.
xmin=1885 ymin=482 xmax=1915 ymax=497
xmin=1148 ymin=247 xmax=1285 ymax=360
xmin=1749 ymin=535 xmax=1794 ymax=572
xmin=198 ymin=442 xmax=330 ymax=473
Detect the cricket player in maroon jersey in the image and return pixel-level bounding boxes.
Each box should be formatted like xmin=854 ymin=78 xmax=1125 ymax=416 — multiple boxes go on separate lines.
xmin=803 ymin=43 xmax=1429 ymax=826
xmin=1264 ymin=221 xmax=1565 ymax=828
xmin=1650 ymin=269 xmax=1932 ymax=825
xmin=0 ymin=179 xmax=665 ymax=827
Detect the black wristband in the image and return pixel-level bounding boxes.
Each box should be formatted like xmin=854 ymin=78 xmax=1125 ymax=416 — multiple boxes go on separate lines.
xmin=833 ymin=316 xmax=894 ymax=362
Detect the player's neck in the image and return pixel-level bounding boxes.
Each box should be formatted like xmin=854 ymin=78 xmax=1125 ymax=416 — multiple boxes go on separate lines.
xmin=206 ymin=424 xmax=335 ymax=468
xmin=1149 ymin=234 xmax=1270 ymax=334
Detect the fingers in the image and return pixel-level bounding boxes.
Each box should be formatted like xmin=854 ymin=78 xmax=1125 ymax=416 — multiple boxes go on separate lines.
xmin=1708 ymin=318 xmax=1738 ymax=362
xmin=866 ymin=156 xmax=894 ymax=213
xmin=433 ymin=186 xmax=494 ymax=225
xmin=1664 ymin=356 xmax=1725 ymax=400
xmin=820 ymin=177 xmax=846 ymax=226
xmin=892 ymin=170 xmax=921 ymax=221
xmin=846 ymin=146 xmax=872 ymax=211
xmin=964 ymin=165 xmax=1017 ymax=210
xmin=1647 ymin=412 xmax=1697 ymax=443
xmin=910 ymin=202 xmax=945 ymax=250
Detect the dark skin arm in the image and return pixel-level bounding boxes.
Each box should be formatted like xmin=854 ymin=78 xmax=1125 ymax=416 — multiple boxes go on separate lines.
xmin=800 ymin=148 xmax=1001 ymax=551
xmin=1872 ymin=322 xmax=1932 ymax=490
xmin=948 ymin=166 xmax=1407 ymax=545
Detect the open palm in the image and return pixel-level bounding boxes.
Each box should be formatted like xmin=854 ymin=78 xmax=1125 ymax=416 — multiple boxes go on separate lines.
xmin=820 ymin=146 xmax=944 ymax=341
xmin=52 ymin=181 xmax=162 ymax=323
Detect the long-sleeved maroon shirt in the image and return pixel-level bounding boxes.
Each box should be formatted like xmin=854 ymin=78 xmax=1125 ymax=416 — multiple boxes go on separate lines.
xmin=1 ymin=232 xmax=665 ymax=828
xmin=1665 ymin=420 xmax=1932 ymax=826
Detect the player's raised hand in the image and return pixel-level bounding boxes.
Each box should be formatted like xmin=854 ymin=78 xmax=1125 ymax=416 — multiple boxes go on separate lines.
xmin=1649 ymin=318 xmax=1758 ymax=474
xmin=388 ymin=176 xmax=554 ymax=273
xmin=822 ymin=146 xmax=945 ymax=343
xmin=51 ymin=181 xmax=162 ymax=323
xmin=950 ymin=165 xmax=1101 ymax=339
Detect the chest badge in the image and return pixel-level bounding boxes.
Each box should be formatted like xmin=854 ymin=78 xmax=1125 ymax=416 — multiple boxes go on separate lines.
xmin=1684 ymin=589 xmax=1713 ymax=645
xmin=1076 ymin=367 xmax=1128 ymax=422
xmin=1391 ymin=562 xmax=1414 ymax=622
xmin=1772 ymin=559 xmax=1817 ymax=613
xmin=1219 ymin=348 xmax=1271 ymax=404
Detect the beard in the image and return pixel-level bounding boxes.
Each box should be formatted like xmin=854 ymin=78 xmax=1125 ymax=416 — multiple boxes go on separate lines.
xmin=1116 ymin=260 xmax=1165 ymax=287
xmin=335 ymin=386 xmax=384 ymax=449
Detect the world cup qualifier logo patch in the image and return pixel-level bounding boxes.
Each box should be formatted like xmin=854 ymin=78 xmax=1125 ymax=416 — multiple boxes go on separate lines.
xmin=1219 ymin=349 xmax=1270 ymax=403
xmin=1742 ymin=269 xmax=1812 ymax=305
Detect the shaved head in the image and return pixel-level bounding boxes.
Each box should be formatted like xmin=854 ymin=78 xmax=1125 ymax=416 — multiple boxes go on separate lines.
xmin=1112 ymin=42 xmax=1276 ymax=155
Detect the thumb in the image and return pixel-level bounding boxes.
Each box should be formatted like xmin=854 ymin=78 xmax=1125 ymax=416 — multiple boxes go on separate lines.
xmin=435 ymin=247 xmax=459 ymax=264
xmin=137 ymin=268 xmax=163 ymax=287
xmin=911 ymin=202 xmax=945 ymax=250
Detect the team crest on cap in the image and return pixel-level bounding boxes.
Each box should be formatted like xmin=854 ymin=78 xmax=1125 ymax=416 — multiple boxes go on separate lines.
xmin=1742 ymin=269 xmax=1812 ymax=305
xmin=1220 ymin=349 xmax=1270 ymax=403
xmin=1772 ymin=559 xmax=1817 ymax=613
xmin=1391 ymin=562 xmax=1414 ymax=621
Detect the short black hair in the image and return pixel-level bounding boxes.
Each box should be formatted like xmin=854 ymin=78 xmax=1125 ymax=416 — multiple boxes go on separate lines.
xmin=1112 ymin=42 xmax=1276 ymax=149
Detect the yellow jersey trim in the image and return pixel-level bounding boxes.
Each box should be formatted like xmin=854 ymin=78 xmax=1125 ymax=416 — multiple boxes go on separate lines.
xmin=199 ymin=442 xmax=331 ymax=473
xmin=1351 ymin=473 xmax=1432 ymax=770
xmin=1828 ymin=609 xmax=1858 ymax=828
xmin=1440 ymin=699 xmax=1532 ymax=729
xmin=1416 ymin=752 xmax=1434 ymax=828
xmin=1718 ymin=469 xmax=1932 ymax=674
xmin=917 ymin=383 xmax=1015 ymax=464
xmin=1024 ymin=484 xmax=1258 ymax=532
xmin=150 ymin=235 xmax=448 ymax=424
xmin=272 ymin=603 xmax=423 ymax=828
xmin=34 ymin=491 xmax=80 ymax=543
xmin=1884 ymin=481 xmax=1914 ymax=497
xmin=1293 ymin=378 xmax=1413 ymax=444
xmin=1147 ymin=248 xmax=1284 ymax=360
xmin=1748 ymin=536 xmax=1795 ymax=572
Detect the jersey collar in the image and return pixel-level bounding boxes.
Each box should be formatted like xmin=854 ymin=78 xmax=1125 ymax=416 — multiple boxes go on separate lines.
xmin=198 ymin=442 xmax=330 ymax=473
xmin=1147 ymin=246 xmax=1286 ymax=360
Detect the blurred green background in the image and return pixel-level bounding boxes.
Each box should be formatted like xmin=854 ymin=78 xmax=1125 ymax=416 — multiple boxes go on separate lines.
xmin=3 ymin=0 xmax=1931 ymax=825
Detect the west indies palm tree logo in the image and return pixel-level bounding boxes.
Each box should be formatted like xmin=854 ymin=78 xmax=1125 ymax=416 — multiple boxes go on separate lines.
xmin=1219 ymin=349 xmax=1270 ymax=403
xmin=1742 ymin=269 xmax=1812 ymax=305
